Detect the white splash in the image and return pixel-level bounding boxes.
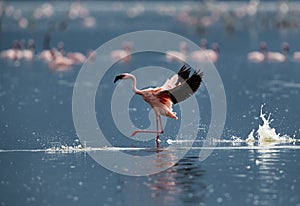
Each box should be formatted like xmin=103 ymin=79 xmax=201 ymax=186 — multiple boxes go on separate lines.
xmin=257 ymin=104 xmax=293 ymax=144
xmin=166 ymin=139 xmax=173 ymax=145
xmin=46 ymin=144 xmax=86 ymax=153
xmin=230 ymin=135 xmax=244 ymax=142
xmin=246 ymin=129 xmax=255 ymax=143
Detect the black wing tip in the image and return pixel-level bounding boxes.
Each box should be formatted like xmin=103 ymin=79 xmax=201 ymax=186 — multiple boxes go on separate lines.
xmin=178 ymin=65 xmax=191 ymax=75
xmin=180 ymin=65 xmax=203 ymax=78
xmin=179 ymin=65 xmax=191 ymax=72
xmin=177 ymin=65 xmax=191 ymax=85
xmin=194 ymin=70 xmax=203 ymax=78
xmin=180 ymin=69 xmax=203 ymax=95
xmin=161 ymin=66 xmax=203 ymax=105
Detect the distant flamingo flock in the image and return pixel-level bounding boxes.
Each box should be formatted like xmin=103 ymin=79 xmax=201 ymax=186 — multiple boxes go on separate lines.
xmin=1 ymin=1 xmax=300 ymax=68
xmin=2 ymin=38 xmax=300 ymax=70
xmin=247 ymin=42 xmax=296 ymax=63
xmin=0 ymin=39 xmax=96 ymax=70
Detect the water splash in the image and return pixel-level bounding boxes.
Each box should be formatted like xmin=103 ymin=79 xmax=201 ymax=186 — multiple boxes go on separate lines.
xmin=46 ymin=143 xmax=86 ymax=153
xmin=256 ymin=104 xmax=293 ymax=145
xmin=246 ymin=129 xmax=255 ymax=143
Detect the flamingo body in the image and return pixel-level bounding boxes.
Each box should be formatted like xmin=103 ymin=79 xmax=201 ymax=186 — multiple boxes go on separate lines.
xmin=166 ymin=42 xmax=188 ymax=62
xmin=67 ymin=52 xmax=86 ymax=64
xmin=294 ymin=52 xmax=300 ymax=61
xmin=1 ymin=49 xmax=19 ymax=60
xmin=140 ymin=87 xmax=178 ymax=119
xmin=191 ymin=43 xmax=219 ymax=63
xmin=111 ymin=50 xmax=131 ymax=62
xmin=21 ymin=49 xmax=34 ymax=60
xmin=111 ymin=42 xmax=133 ymax=63
xmin=166 ymin=51 xmax=186 ymax=62
xmin=114 ymin=65 xmax=203 ymax=142
xmin=247 ymin=51 xmax=265 ymax=62
xmin=267 ymin=52 xmax=286 ymax=62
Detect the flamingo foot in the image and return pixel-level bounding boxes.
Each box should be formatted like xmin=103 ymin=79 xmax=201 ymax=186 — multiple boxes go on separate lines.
xmin=155 ymin=139 xmax=160 ymax=148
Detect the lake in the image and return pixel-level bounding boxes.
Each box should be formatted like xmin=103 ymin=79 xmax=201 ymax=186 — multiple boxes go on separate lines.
xmin=0 ymin=1 xmax=300 ymax=206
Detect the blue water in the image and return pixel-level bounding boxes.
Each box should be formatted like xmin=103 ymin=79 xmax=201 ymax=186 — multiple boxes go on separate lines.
xmin=1 ymin=1 xmax=300 ymax=206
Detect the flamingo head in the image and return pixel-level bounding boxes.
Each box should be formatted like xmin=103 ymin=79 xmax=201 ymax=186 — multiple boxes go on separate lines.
xmin=12 ymin=40 xmax=20 ymax=49
xmin=28 ymin=39 xmax=35 ymax=50
xmin=200 ymin=38 xmax=207 ymax=49
xmin=114 ymin=73 xmax=131 ymax=83
xmin=282 ymin=42 xmax=289 ymax=53
xmin=259 ymin=42 xmax=267 ymax=52
xmin=211 ymin=43 xmax=220 ymax=53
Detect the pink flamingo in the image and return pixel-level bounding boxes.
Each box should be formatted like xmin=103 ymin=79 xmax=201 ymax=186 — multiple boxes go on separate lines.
xmin=21 ymin=39 xmax=35 ymax=61
xmin=247 ymin=42 xmax=267 ymax=62
xmin=206 ymin=43 xmax=219 ymax=62
xmin=0 ymin=41 xmax=20 ymax=61
xmin=267 ymin=42 xmax=289 ymax=62
xmin=114 ymin=65 xmax=203 ymax=142
xmin=39 ymin=48 xmax=59 ymax=62
xmin=67 ymin=51 xmax=86 ymax=64
xmin=48 ymin=50 xmax=74 ymax=69
xmin=166 ymin=42 xmax=188 ymax=62
xmin=191 ymin=42 xmax=219 ymax=63
xmin=294 ymin=51 xmax=300 ymax=61
xmin=111 ymin=42 xmax=133 ymax=63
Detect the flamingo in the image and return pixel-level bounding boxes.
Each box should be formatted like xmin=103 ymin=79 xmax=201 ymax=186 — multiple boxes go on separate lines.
xmin=114 ymin=65 xmax=203 ymax=142
xmin=67 ymin=51 xmax=86 ymax=64
xmin=294 ymin=51 xmax=300 ymax=61
xmin=266 ymin=42 xmax=289 ymax=62
xmin=166 ymin=42 xmax=188 ymax=62
xmin=191 ymin=42 xmax=219 ymax=63
xmin=0 ymin=41 xmax=19 ymax=61
xmin=39 ymin=48 xmax=55 ymax=62
xmin=48 ymin=49 xmax=74 ymax=69
xmin=247 ymin=42 xmax=267 ymax=62
xmin=111 ymin=42 xmax=133 ymax=63
xmin=205 ymin=43 xmax=219 ymax=62
xmin=21 ymin=39 xmax=35 ymax=61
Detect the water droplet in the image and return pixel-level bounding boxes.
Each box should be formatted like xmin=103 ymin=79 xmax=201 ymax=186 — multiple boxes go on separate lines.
xmin=116 ymin=185 xmax=122 ymax=191
xmin=187 ymin=193 xmax=194 ymax=199
xmin=224 ymin=192 xmax=230 ymax=198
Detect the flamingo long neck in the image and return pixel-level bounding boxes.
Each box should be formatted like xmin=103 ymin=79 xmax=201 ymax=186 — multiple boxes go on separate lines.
xmin=127 ymin=74 xmax=142 ymax=94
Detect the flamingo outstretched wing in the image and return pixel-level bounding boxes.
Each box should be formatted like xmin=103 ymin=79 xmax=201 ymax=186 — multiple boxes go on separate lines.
xmin=161 ymin=65 xmax=191 ymax=90
xmin=157 ymin=69 xmax=203 ymax=104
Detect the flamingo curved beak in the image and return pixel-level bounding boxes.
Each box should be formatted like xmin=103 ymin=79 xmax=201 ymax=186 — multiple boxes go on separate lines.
xmin=114 ymin=74 xmax=125 ymax=83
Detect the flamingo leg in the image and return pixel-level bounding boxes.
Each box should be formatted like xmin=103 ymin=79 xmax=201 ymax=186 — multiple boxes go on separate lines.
xmin=130 ymin=116 xmax=164 ymax=139
xmin=155 ymin=116 xmax=162 ymax=142
xmin=159 ymin=116 xmax=164 ymax=134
